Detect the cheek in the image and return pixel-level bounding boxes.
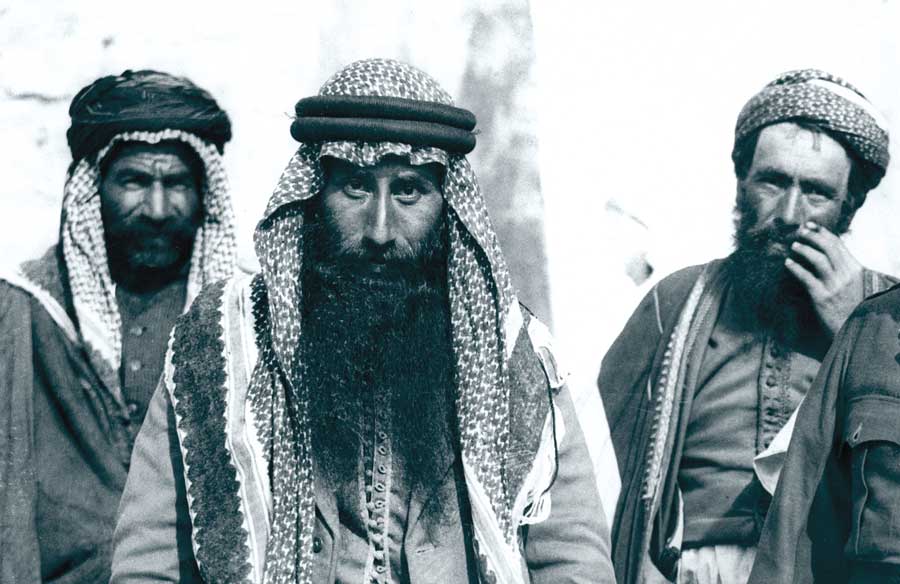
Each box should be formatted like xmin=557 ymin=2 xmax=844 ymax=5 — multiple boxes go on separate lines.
xmin=321 ymin=194 xmax=363 ymax=243
xmin=173 ymin=189 xmax=202 ymax=218
xmin=746 ymin=193 xmax=778 ymax=220
xmin=99 ymin=185 xmax=141 ymax=223
xmin=808 ymin=200 xmax=845 ymax=228
xmin=403 ymin=200 xmax=444 ymax=243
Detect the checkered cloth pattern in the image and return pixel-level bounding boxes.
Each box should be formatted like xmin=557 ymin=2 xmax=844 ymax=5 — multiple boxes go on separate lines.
xmin=56 ymin=129 xmax=237 ymax=399
xmin=249 ymin=58 xmax=519 ymax=584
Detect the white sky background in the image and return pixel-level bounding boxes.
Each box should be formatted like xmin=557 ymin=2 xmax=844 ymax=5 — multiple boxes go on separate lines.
xmin=2 ymin=0 xmax=899 ymax=400
xmin=532 ymin=0 xmax=900 ymax=395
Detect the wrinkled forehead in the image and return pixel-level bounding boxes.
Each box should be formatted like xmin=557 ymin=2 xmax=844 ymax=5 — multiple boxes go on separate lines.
xmin=95 ymin=135 xmax=207 ymax=185
xmin=101 ymin=140 xmax=199 ymax=167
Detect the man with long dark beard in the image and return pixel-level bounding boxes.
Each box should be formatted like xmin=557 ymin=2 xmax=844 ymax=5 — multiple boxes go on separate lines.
xmin=110 ymin=58 xmax=615 ymax=584
xmin=0 ymin=70 xmax=237 ymax=583
xmin=598 ymin=69 xmax=896 ymax=584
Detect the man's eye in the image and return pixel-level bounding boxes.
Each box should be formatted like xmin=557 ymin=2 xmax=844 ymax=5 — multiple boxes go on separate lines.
xmin=752 ymin=181 xmax=781 ymax=196
xmin=343 ymin=179 xmax=367 ymax=198
xmin=122 ymin=178 xmax=146 ymax=189
xmin=395 ymin=185 xmax=423 ymax=203
xmin=347 ymin=178 xmax=367 ymax=190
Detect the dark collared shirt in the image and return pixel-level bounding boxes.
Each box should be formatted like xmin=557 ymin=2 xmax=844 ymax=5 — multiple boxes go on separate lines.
xmin=680 ymin=288 xmax=820 ymax=548
xmin=116 ymin=279 xmax=186 ymax=425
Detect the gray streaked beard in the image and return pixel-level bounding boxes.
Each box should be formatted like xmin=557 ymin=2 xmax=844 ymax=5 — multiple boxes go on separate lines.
xmin=300 ymin=211 xmax=458 ymax=525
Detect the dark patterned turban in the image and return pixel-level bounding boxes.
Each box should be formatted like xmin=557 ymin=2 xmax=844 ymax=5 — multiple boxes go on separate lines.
xmin=34 ymin=69 xmax=238 ymax=402
xmin=67 ymin=69 xmax=232 ymax=162
xmin=733 ymin=69 xmax=890 ymax=193
xmin=244 ymin=58 xmax=539 ymax=584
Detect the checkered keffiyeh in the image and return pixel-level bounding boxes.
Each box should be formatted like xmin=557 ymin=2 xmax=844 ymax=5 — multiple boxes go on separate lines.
xmin=734 ymin=68 xmax=890 ymax=174
xmin=249 ymin=58 xmax=519 ymax=584
xmin=58 ymin=129 xmax=237 ymax=399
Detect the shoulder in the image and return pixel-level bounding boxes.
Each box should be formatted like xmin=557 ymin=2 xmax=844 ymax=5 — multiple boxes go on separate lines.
xmin=842 ymin=283 xmax=900 ymax=337
xmin=830 ymin=284 xmax=900 ymax=403
xmin=513 ymin=305 xmax=572 ymax=400
xmin=171 ymin=274 xmax=258 ymax=364
xmin=178 ymin=273 xmax=256 ymax=331
xmin=652 ymin=260 xmax=719 ymax=302
xmin=170 ymin=272 xmax=259 ymax=366
xmin=0 ymin=266 xmax=66 ymax=334
xmin=861 ymin=266 xmax=899 ymax=297
xmin=0 ymin=279 xmax=36 ymax=315
xmin=0 ymin=246 xmax=71 ymax=321
xmin=608 ymin=260 xmax=717 ymax=345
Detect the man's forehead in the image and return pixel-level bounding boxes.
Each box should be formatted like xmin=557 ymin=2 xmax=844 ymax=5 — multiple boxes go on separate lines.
xmin=104 ymin=141 xmax=200 ymax=174
xmin=752 ymin=122 xmax=851 ymax=172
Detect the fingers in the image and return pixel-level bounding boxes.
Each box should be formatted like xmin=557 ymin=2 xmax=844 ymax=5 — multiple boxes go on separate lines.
xmin=790 ymin=240 xmax=833 ymax=277
xmin=795 ymin=221 xmax=857 ymax=270
xmin=785 ymin=256 xmax=825 ymax=298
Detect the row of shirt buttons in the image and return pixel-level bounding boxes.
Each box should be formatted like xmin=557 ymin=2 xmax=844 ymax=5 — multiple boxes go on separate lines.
xmin=367 ymin=395 xmax=392 ymax=583
xmin=126 ymin=325 xmax=145 ymax=374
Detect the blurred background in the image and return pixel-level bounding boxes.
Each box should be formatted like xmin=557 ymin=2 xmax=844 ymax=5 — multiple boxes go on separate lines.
xmin=2 ymin=0 xmax=899 ymax=400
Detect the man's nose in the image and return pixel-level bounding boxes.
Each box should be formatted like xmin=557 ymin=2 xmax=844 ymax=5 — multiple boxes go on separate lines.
xmin=776 ymin=186 xmax=804 ymax=227
xmin=363 ymin=192 xmax=395 ymax=248
xmin=145 ymin=181 xmax=169 ymax=220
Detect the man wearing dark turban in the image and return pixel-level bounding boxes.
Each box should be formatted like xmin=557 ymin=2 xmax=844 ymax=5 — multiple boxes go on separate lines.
xmin=0 ymin=70 xmax=237 ymax=584
xmin=110 ymin=58 xmax=616 ymax=584
xmin=598 ymin=69 xmax=896 ymax=584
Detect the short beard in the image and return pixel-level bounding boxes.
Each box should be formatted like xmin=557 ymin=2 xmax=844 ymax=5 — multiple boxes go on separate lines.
xmin=104 ymin=216 xmax=200 ymax=292
xmin=725 ymin=194 xmax=818 ymax=342
xmin=301 ymin=210 xmax=457 ymax=525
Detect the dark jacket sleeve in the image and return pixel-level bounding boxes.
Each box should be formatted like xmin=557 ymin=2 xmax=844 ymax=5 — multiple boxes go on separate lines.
xmin=0 ymin=284 xmax=41 ymax=584
xmin=749 ymin=286 xmax=900 ymax=584
xmin=111 ymin=382 xmax=201 ymax=583
xmin=524 ymin=384 xmax=617 ymax=583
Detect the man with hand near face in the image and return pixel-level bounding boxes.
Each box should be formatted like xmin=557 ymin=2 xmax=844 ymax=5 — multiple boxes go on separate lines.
xmin=0 ymin=70 xmax=237 ymax=584
xmin=599 ymin=69 xmax=895 ymax=584
xmin=110 ymin=58 xmax=615 ymax=584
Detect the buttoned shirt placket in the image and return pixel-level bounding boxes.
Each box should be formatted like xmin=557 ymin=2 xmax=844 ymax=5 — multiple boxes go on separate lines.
xmin=362 ymin=387 xmax=394 ymax=584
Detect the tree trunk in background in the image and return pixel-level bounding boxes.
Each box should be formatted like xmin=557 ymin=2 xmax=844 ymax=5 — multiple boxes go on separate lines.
xmin=459 ymin=0 xmax=551 ymax=324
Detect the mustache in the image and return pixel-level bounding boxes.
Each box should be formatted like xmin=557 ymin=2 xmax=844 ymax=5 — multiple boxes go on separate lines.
xmin=748 ymin=221 xmax=796 ymax=240
xmin=107 ymin=213 xmax=199 ymax=240
xmin=302 ymin=211 xmax=447 ymax=282
xmin=740 ymin=222 xmax=797 ymax=248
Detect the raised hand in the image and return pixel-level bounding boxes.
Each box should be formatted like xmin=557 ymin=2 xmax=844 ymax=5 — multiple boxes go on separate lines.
xmin=784 ymin=221 xmax=864 ymax=338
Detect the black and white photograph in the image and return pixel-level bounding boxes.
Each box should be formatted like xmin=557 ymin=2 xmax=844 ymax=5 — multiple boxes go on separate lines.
xmin=2 ymin=1 xmax=899 ymax=582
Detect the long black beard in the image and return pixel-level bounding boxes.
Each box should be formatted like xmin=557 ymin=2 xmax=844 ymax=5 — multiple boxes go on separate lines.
xmin=725 ymin=195 xmax=819 ymax=343
xmin=301 ymin=211 xmax=457 ymax=524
